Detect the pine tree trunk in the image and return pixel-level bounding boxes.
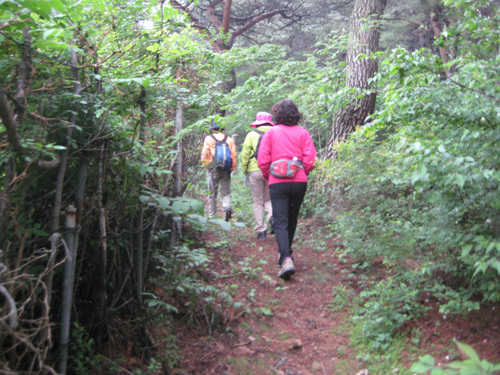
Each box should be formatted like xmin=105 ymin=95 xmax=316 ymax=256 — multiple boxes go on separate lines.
xmin=326 ymin=0 xmax=388 ymax=158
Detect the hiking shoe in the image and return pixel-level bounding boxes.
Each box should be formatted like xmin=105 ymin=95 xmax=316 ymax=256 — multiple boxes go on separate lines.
xmin=224 ymin=209 xmax=232 ymax=222
xmin=278 ymin=257 xmax=295 ymax=280
xmin=269 ymin=216 xmax=275 ymax=235
xmin=257 ymin=231 xmax=266 ymax=240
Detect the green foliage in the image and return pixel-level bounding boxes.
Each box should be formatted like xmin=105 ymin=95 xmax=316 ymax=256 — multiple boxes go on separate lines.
xmin=312 ymin=0 xmax=500 ymax=354
xmin=222 ymin=34 xmax=348 ymax=143
xmin=149 ymin=244 xmax=237 ymax=335
xmin=235 ymin=256 xmax=267 ymax=280
xmin=411 ymin=340 xmax=500 ymax=375
xmin=329 ymin=285 xmax=355 ymax=312
xmin=353 ymin=275 xmax=429 ymax=351
xmin=68 ymin=323 xmax=101 ymax=374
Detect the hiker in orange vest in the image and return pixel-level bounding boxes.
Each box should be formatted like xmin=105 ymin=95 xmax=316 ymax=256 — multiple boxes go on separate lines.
xmin=201 ymin=121 xmax=237 ymax=221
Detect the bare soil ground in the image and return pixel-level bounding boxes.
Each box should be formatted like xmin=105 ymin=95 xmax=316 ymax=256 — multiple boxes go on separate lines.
xmin=167 ymin=218 xmax=499 ymax=375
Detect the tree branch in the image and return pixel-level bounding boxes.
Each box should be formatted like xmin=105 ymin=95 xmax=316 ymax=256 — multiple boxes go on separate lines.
xmin=229 ymin=9 xmax=282 ymax=44
xmin=221 ymin=0 xmax=232 ymax=32
xmin=207 ymin=1 xmax=223 ymax=31
xmin=447 ymin=78 xmax=500 ymax=103
xmin=385 ymin=16 xmax=425 ymax=27
xmin=0 ymin=88 xmax=23 ymax=156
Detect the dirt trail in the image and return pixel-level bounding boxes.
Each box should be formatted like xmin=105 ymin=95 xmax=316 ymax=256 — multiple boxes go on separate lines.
xmin=175 ymin=219 xmax=362 ymax=375
xmin=171 ymin=216 xmax=500 ymax=375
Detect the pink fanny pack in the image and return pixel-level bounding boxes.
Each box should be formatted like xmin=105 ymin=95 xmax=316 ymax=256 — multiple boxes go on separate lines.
xmin=270 ymin=158 xmax=304 ymax=178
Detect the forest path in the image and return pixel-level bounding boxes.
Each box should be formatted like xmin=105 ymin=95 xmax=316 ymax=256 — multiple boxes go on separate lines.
xmin=175 ymin=218 xmax=364 ymax=375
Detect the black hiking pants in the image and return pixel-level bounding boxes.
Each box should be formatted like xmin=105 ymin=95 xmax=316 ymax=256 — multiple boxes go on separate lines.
xmin=269 ymin=182 xmax=307 ymax=265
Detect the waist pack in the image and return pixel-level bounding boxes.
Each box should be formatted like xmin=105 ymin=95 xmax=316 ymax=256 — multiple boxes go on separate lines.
xmin=270 ymin=158 xmax=304 ymax=178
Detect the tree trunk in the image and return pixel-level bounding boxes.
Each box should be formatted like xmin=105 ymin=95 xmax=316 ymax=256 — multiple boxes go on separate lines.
xmin=136 ymin=88 xmax=146 ymax=306
xmin=172 ymin=103 xmax=184 ymax=244
xmin=420 ymin=0 xmax=453 ymax=77
xmin=14 ymin=27 xmax=32 ymax=124
xmin=0 ymin=93 xmax=21 ymax=248
xmin=325 ymin=0 xmax=388 ymax=158
xmin=46 ymin=45 xmax=82 ymax=308
xmin=51 ymin=46 xmax=82 ymax=233
xmin=0 ymin=28 xmax=31 ymax=247
xmin=96 ymin=143 xmax=108 ymax=350
xmin=429 ymin=8 xmax=451 ymax=77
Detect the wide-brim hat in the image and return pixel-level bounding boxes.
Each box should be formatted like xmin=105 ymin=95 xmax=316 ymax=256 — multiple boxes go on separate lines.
xmin=250 ymin=112 xmax=274 ymax=127
xmin=209 ymin=120 xmax=221 ymax=130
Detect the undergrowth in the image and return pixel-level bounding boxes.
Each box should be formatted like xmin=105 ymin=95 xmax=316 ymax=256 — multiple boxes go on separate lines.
xmin=310 ymin=4 xmax=500 ymax=358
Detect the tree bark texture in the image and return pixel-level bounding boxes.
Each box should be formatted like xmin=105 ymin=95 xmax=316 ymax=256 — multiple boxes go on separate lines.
xmin=326 ymin=0 xmax=388 ymax=158
xmin=14 ymin=27 xmax=32 ymax=124
xmin=0 ymin=89 xmax=23 ymax=156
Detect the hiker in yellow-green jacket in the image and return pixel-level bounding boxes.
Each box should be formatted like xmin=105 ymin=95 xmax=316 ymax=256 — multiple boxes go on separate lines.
xmin=240 ymin=112 xmax=274 ymax=239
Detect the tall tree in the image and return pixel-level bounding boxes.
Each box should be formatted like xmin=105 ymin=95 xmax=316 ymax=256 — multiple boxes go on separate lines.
xmin=326 ymin=0 xmax=388 ymax=157
xmin=171 ymin=0 xmax=354 ymax=113
xmin=170 ymin=0 xmax=308 ymax=112
xmin=170 ymin=0 xmax=347 ymax=52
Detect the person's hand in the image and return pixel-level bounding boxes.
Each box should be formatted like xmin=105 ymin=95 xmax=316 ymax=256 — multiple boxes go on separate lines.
xmin=244 ymin=173 xmax=250 ymax=187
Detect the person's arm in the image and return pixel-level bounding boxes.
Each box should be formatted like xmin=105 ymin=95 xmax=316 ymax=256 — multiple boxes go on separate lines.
xmin=228 ymin=136 xmax=237 ymax=172
xmin=240 ymin=133 xmax=254 ymax=173
xmin=201 ymin=136 xmax=213 ymax=168
xmin=302 ymin=131 xmax=317 ymax=175
xmin=257 ymin=131 xmax=272 ymax=180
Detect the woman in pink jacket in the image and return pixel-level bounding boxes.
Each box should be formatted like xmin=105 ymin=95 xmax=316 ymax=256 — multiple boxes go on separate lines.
xmin=258 ymin=99 xmax=317 ymax=280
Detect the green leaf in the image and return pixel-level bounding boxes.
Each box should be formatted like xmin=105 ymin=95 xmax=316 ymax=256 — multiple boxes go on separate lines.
xmin=410 ymin=355 xmax=441 ymax=374
xmin=50 ymin=0 xmax=67 ymax=13
xmin=454 ymin=340 xmax=481 ymax=363
xmin=171 ymin=200 xmax=182 ymax=214
xmin=454 ymin=174 xmax=466 ymax=188
xmin=139 ymin=195 xmax=150 ymax=203
xmin=209 ymin=218 xmax=231 ymax=231
xmin=411 ymin=165 xmax=429 ymax=185
xmin=43 ymin=29 xmax=62 ymax=40
xmin=158 ymin=197 xmax=171 ymax=211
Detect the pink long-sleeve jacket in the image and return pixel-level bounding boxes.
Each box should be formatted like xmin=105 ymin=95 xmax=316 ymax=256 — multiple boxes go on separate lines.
xmin=257 ymin=124 xmax=317 ymax=185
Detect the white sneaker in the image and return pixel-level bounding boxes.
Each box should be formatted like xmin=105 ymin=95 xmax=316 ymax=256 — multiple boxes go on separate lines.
xmin=278 ymin=257 xmax=295 ymax=280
